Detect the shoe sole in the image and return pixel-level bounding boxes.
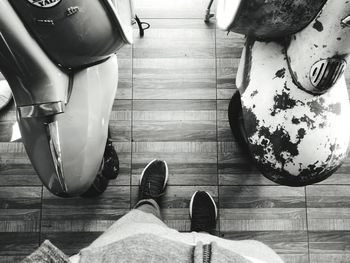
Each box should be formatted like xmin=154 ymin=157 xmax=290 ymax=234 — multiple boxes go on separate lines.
xmin=189 ymin=190 xmax=218 ymax=219
xmin=139 ymin=159 xmax=169 ymax=190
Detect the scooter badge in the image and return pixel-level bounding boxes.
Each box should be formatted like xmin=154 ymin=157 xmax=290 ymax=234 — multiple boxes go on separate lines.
xmin=26 ymin=0 xmax=61 ymax=8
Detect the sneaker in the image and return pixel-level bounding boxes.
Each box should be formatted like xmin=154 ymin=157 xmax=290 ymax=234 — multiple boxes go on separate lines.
xmin=139 ymin=159 xmax=168 ymax=202
xmin=190 ymin=191 xmax=217 ymax=234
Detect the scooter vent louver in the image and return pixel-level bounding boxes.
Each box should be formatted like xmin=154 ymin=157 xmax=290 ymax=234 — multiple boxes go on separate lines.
xmin=309 ymin=58 xmax=346 ymax=92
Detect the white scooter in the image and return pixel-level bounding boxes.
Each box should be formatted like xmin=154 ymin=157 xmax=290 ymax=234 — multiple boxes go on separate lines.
xmin=0 ymin=0 xmax=141 ymax=196
xmin=210 ymin=0 xmax=350 ymax=186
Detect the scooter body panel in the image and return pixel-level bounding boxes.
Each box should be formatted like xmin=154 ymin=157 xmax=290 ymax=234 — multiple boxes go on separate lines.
xmin=216 ymin=0 xmax=327 ymax=39
xmin=238 ymin=40 xmax=350 ymax=186
xmin=0 ymin=0 xmax=69 ymax=107
xmin=9 ymin=0 xmax=133 ymax=69
xmin=19 ymin=56 xmax=119 ymax=196
xmin=287 ymin=0 xmax=350 ymax=94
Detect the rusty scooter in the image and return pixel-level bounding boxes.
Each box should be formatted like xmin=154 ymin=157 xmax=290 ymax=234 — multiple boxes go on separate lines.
xmin=208 ymin=0 xmax=350 ymax=186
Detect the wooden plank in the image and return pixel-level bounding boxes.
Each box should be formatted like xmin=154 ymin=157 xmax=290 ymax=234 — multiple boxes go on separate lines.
xmin=134 ymin=0 xmax=216 ymax=19
xmin=131 ymin=141 xmax=217 ymax=186
xmin=0 ymin=143 xmax=40 ymax=186
xmin=307 ymin=185 xmax=350 ymax=261
xmin=0 ymin=187 xmax=41 ymax=209
xmin=133 ymin=27 xmax=215 ymax=59
xmin=42 ymin=186 xmax=130 ymax=210
xmin=109 ymin=100 xmax=132 ymax=142
xmin=116 ymin=41 xmax=132 ymax=100
xmin=133 ymin=99 xmax=216 ymax=111
xmin=221 ymin=208 xmax=307 ymax=231
xmin=133 ymin=58 xmax=216 ymax=99
xmin=218 ymin=141 xmax=274 ymax=185
xmin=0 ymin=256 xmax=26 ymax=263
xmin=306 ymin=185 xmax=350 ymax=208
xmin=133 ymin=19 xmax=215 ymax=99
xmin=132 ymin=100 xmax=216 ymax=141
xmin=220 ymin=186 xmax=306 ymax=209
xmin=0 ymin=232 xmax=39 ymax=256
xmin=309 ymin=231 xmax=350 ymax=262
xmin=308 ymin=208 xmax=350 ymax=231
xmin=116 ymin=58 xmax=132 ymax=100
xmin=216 ymin=31 xmax=245 ymax=59
xmin=0 ymin=209 xmax=40 ymax=232
xmin=217 ymin=58 xmax=240 ymax=99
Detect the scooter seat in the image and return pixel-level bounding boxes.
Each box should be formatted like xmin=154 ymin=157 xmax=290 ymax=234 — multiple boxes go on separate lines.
xmin=9 ymin=0 xmax=133 ymax=69
xmin=217 ymin=0 xmax=327 ymax=39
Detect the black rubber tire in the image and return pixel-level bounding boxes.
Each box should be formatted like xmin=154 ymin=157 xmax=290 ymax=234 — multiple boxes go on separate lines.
xmin=81 ymin=138 xmax=119 ymax=198
xmin=80 ymin=167 xmax=109 ymax=198
xmin=228 ymin=90 xmax=249 ymax=153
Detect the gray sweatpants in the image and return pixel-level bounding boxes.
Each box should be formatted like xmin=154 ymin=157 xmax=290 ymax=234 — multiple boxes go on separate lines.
xmin=70 ymin=199 xmax=284 ymax=263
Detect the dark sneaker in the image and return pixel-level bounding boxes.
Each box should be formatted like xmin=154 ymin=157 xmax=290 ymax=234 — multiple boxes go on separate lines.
xmin=139 ymin=159 xmax=168 ymax=202
xmin=190 ymin=191 xmax=217 ymax=234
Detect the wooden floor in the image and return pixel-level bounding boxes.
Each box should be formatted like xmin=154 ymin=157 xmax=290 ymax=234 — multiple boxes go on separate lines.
xmin=1 ymin=1 xmax=350 ymax=262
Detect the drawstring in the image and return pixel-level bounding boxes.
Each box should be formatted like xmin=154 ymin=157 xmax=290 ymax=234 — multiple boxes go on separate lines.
xmin=203 ymin=244 xmax=211 ymax=263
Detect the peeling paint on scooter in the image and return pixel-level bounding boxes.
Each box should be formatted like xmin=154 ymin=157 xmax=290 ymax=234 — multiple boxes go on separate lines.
xmin=239 ymin=40 xmax=350 ymax=186
xmin=223 ymin=0 xmax=327 ymax=39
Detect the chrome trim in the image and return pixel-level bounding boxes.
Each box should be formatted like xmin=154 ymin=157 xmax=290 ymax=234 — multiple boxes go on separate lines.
xmin=47 ymin=121 xmax=68 ymax=193
xmin=18 ymin=101 xmax=64 ymax=118
xmin=341 ymin=15 xmax=350 ymax=27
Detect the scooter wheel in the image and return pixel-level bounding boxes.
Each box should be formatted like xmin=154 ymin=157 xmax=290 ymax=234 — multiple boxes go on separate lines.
xmin=81 ymin=140 xmax=120 ymax=197
xmin=228 ymin=90 xmax=249 ymax=153
xmin=81 ymin=169 xmax=109 ymax=198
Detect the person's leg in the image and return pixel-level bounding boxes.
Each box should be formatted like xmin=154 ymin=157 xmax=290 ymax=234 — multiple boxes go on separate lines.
xmin=90 ymin=159 xmax=169 ymax=241
xmin=188 ymin=191 xmax=283 ymax=262
xmin=69 ymin=159 xmax=169 ymax=261
xmin=134 ymin=198 xmax=162 ymax=219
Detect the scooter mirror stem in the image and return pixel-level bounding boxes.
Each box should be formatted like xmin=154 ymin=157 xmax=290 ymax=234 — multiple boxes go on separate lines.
xmin=288 ymin=0 xmax=350 ymax=94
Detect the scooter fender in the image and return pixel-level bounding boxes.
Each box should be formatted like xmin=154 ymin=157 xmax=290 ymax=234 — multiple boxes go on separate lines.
xmin=216 ymin=0 xmax=327 ymax=39
xmin=236 ymin=40 xmax=350 ymax=186
xmin=18 ymin=56 xmax=119 ymax=196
